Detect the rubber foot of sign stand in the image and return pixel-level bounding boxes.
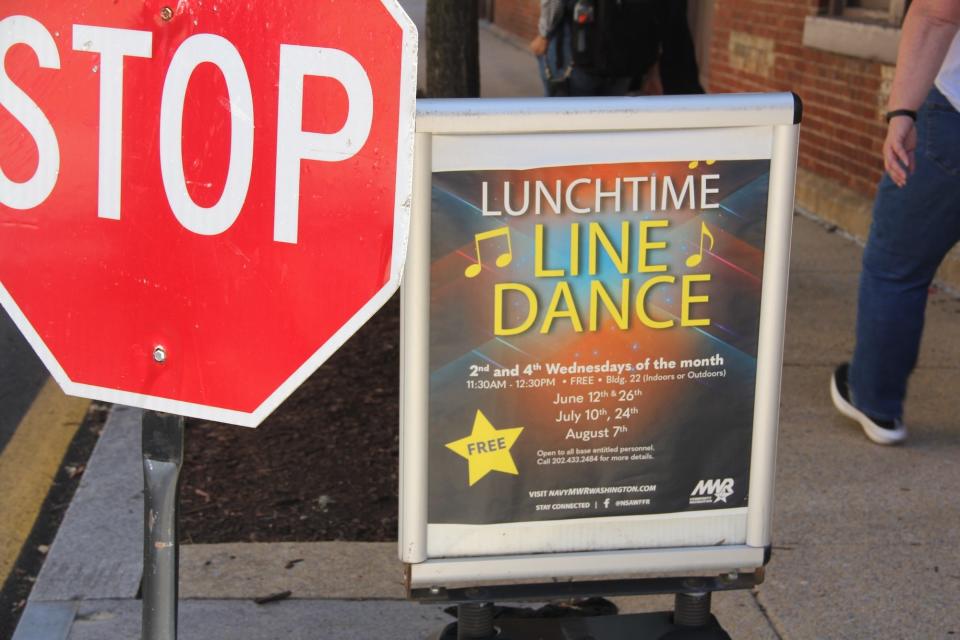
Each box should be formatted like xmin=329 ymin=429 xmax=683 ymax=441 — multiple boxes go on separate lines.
xmin=432 ymin=612 xmax=732 ymax=640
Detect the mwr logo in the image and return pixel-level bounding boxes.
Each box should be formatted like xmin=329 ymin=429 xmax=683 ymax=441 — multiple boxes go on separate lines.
xmin=689 ymin=478 xmax=735 ymax=505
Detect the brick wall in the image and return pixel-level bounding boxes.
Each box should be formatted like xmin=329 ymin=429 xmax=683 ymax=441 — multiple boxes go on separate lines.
xmin=492 ymin=0 xmax=541 ymax=42
xmin=492 ymin=0 xmax=891 ymax=200
xmin=491 ymin=1 xmax=960 ymax=290
xmin=709 ymin=0 xmax=891 ymax=199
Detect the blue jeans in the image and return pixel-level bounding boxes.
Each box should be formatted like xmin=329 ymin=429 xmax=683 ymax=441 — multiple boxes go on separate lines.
xmin=849 ymin=87 xmax=960 ymax=420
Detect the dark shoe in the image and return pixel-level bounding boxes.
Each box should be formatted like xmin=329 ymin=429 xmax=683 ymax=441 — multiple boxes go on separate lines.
xmin=830 ymin=363 xmax=907 ymax=445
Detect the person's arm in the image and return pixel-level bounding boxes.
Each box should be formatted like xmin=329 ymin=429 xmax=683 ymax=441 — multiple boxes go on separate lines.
xmin=530 ymin=0 xmax=564 ymax=56
xmin=884 ymin=0 xmax=960 ymax=186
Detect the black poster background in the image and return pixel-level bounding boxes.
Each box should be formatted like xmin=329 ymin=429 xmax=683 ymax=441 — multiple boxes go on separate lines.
xmin=427 ymin=160 xmax=770 ymax=526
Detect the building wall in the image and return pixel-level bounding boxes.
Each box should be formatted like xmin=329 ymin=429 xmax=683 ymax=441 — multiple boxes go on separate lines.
xmin=707 ymin=0 xmax=960 ymax=289
xmin=492 ymin=0 xmax=541 ymax=42
xmin=709 ymin=0 xmax=889 ymax=200
xmin=489 ymin=0 xmax=960 ymax=290
xmin=491 ymin=1 xmax=889 ymax=199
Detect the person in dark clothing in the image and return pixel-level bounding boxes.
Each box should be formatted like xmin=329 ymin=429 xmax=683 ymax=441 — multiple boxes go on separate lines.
xmin=648 ymin=0 xmax=704 ymax=95
xmin=529 ymin=0 xmax=704 ymax=98
xmin=529 ymin=0 xmax=633 ymax=96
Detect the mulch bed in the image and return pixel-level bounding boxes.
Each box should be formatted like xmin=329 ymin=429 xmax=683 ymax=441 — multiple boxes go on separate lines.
xmin=179 ymin=294 xmax=401 ymax=544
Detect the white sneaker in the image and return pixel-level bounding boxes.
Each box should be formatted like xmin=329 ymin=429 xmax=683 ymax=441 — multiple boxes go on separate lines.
xmin=830 ymin=363 xmax=907 ymax=445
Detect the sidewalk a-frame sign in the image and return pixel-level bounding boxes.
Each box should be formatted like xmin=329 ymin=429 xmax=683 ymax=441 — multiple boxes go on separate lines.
xmin=400 ymin=93 xmax=801 ymax=595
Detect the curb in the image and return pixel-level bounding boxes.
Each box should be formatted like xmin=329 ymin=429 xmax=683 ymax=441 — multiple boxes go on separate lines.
xmin=12 ymin=404 xmax=450 ymax=640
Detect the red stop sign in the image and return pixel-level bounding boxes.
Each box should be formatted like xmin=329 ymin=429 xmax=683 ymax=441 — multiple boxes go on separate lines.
xmin=0 ymin=1 xmax=417 ymax=426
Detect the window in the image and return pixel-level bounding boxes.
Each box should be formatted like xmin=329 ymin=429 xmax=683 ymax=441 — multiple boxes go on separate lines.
xmin=829 ymin=0 xmax=909 ymax=26
xmin=802 ymin=0 xmax=908 ymax=63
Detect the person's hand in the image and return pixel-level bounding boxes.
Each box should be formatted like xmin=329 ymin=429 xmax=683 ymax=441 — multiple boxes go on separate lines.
xmin=529 ymin=35 xmax=548 ymax=57
xmin=639 ymin=63 xmax=663 ymax=96
xmin=883 ymin=116 xmax=917 ymax=188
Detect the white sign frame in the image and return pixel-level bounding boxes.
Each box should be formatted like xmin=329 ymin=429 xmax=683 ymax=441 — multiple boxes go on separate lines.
xmin=399 ymin=93 xmax=800 ymax=587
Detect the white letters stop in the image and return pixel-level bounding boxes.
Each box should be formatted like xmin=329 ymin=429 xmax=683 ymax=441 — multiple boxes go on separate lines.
xmin=0 ymin=16 xmax=374 ymax=244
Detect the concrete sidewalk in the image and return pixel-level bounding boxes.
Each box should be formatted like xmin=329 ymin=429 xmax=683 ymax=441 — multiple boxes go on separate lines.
xmin=14 ymin=214 xmax=960 ymax=639
xmin=13 ymin=5 xmax=960 ymax=640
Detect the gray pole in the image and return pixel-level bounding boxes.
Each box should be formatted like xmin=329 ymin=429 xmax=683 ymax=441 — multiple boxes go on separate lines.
xmin=141 ymin=411 xmax=184 ymax=640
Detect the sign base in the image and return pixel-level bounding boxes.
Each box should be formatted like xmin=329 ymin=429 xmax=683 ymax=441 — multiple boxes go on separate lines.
xmin=410 ymin=571 xmax=761 ymax=604
xmin=434 ymin=611 xmax=731 ymax=640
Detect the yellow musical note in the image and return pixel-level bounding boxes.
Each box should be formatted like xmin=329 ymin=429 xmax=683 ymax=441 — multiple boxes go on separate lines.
xmin=688 ymin=160 xmax=717 ymax=169
xmin=464 ymin=227 xmax=513 ymax=278
xmin=685 ymin=222 xmax=715 ymax=268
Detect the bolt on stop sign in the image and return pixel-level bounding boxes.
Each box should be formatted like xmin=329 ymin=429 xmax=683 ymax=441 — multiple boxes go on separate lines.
xmin=0 ymin=1 xmax=417 ymax=426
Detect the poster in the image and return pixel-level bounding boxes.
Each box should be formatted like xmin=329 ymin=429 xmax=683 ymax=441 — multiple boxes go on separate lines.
xmin=428 ymin=159 xmax=771 ymax=526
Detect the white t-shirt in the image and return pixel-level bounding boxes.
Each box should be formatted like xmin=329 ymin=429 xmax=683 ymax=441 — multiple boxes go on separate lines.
xmin=935 ymin=31 xmax=960 ymax=111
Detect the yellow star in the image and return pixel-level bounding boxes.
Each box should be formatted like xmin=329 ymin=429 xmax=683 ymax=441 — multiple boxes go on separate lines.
xmin=445 ymin=410 xmax=524 ymax=486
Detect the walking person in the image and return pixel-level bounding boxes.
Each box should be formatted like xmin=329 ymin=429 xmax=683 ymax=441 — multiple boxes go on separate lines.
xmin=831 ymin=0 xmax=960 ymax=444
xmin=529 ymin=0 xmax=641 ymax=97
xmin=530 ymin=1 xmax=703 ymax=98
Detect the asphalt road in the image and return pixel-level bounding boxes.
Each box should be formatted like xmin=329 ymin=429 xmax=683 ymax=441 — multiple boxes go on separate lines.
xmin=0 ymin=303 xmax=91 ymax=629
xmin=0 ymin=306 xmax=47 ymax=452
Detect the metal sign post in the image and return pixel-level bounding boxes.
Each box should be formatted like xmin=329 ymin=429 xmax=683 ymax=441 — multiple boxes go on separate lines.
xmin=400 ymin=93 xmax=801 ymax=638
xmin=141 ymin=411 xmax=184 ymax=640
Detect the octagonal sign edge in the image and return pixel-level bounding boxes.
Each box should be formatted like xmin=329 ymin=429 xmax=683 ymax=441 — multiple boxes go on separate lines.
xmin=0 ymin=0 xmax=418 ymax=427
